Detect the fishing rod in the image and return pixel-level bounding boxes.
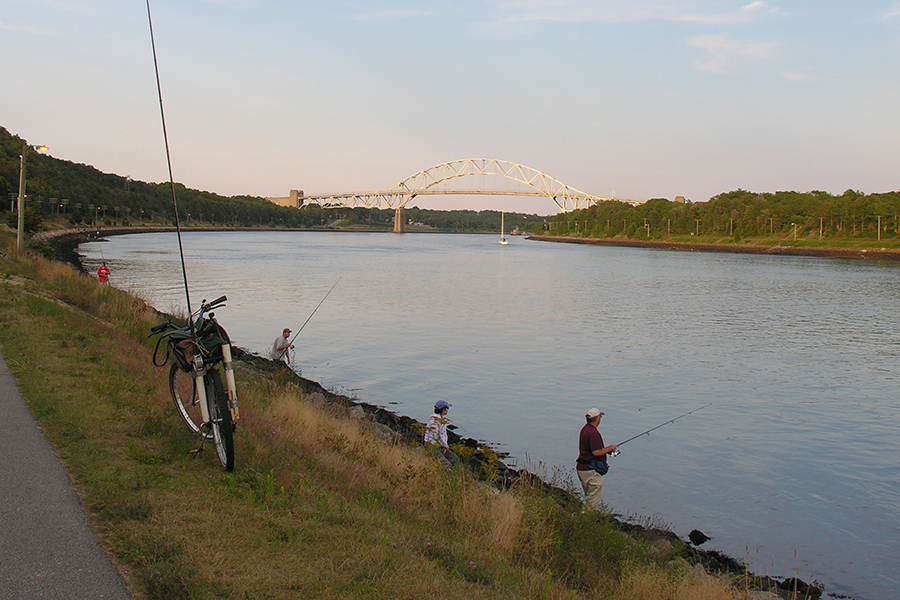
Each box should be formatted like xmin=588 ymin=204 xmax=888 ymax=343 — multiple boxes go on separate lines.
xmin=146 ymin=0 xmax=195 ymax=336
xmin=278 ymin=277 xmax=341 ymax=359
xmin=613 ymin=403 xmax=711 ymax=452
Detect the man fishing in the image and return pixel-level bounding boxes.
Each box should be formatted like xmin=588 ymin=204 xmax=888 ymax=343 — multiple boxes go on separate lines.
xmin=269 ymin=327 xmax=294 ymax=364
xmin=267 ymin=278 xmax=341 ymax=367
xmin=575 ymin=408 xmax=618 ymax=511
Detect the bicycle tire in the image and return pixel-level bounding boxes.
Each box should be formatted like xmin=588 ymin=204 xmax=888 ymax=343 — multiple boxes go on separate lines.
xmin=205 ymin=369 xmax=235 ymax=472
xmin=169 ymin=363 xmax=212 ymax=440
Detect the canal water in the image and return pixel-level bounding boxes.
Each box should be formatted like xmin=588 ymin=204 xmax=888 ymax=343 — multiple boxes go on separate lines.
xmin=81 ymin=231 xmax=900 ymax=600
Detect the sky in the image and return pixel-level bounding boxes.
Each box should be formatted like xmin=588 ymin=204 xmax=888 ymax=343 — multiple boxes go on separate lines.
xmin=2 ymin=1 xmax=899 ymax=214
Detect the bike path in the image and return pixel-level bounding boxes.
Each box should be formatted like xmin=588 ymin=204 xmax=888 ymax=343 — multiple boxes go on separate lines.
xmin=0 ymin=351 xmax=132 ymax=599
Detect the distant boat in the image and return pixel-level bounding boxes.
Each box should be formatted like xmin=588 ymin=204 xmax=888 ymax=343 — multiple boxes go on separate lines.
xmin=500 ymin=212 xmax=509 ymax=245
xmin=510 ymin=226 xmax=521 ymax=235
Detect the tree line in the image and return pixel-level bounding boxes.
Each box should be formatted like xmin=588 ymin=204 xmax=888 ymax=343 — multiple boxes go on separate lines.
xmin=543 ymin=189 xmax=900 ymax=241
xmin=1 ymin=126 xmax=543 ymax=234
xmin=12 ymin=125 xmax=892 ymax=242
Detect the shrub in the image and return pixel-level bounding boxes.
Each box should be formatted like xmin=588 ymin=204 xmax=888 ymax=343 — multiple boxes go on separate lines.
xmin=27 ymin=237 xmax=55 ymax=260
xmin=5 ymin=206 xmax=44 ymax=233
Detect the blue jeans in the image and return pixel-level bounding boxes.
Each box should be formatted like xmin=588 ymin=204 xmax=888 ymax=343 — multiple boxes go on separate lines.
xmin=429 ymin=445 xmax=459 ymax=469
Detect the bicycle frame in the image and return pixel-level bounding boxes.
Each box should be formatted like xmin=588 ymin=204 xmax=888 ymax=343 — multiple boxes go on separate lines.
xmin=151 ymin=295 xmax=240 ymax=422
xmin=150 ymin=295 xmax=238 ymax=471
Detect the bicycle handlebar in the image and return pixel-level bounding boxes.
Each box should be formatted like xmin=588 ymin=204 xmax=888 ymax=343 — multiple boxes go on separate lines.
xmin=204 ymin=295 xmax=227 ymax=310
xmin=149 ymin=322 xmax=169 ymax=334
xmin=150 ymin=293 xmax=228 ymax=338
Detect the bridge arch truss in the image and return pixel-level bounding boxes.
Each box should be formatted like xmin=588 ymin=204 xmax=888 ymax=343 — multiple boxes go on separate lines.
xmin=300 ymin=158 xmax=631 ymax=213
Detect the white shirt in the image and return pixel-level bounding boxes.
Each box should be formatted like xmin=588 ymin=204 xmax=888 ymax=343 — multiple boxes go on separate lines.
xmin=269 ymin=334 xmax=290 ymax=363
xmin=424 ymin=413 xmax=449 ymax=448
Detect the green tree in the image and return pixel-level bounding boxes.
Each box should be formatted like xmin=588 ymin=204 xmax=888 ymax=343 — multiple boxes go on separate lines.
xmin=6 ymin=205 xmax=45 ymax=234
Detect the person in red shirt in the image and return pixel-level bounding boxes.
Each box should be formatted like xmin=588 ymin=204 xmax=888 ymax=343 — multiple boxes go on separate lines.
xmin=575 ymin=408 xmax=618 ymax=511
xmin=97 ymin=261 xmax=110 ymax=284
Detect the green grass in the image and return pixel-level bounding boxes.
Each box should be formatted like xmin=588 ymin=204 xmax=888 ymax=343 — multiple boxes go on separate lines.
xmin=0 ymin=228 xmax=751 ymax=600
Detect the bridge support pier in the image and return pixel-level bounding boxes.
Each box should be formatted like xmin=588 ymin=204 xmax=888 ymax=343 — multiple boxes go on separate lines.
xmin=393 ymin=207 xmax=405 ymax=233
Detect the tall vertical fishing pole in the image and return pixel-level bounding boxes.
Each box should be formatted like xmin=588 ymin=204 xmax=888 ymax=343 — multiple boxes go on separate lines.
xmin=146 ymin=0 xmax=194 ymax=335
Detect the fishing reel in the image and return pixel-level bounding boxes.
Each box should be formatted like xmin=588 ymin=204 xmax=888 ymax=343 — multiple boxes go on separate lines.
xmin=609 ymin=450 xmax=621 ymax=458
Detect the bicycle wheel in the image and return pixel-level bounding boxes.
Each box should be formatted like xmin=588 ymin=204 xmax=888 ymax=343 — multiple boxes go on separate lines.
xmin=169 ymin=363 xmax=212 ymax=440
xmin=205 ymin=369 xmax=235 ymax=472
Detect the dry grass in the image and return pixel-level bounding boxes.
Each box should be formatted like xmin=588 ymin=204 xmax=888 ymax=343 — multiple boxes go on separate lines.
xmin=265 ymin=390 xmax=528 ymax=560
xmin=614 ymin=564 xmax=740 ymax=600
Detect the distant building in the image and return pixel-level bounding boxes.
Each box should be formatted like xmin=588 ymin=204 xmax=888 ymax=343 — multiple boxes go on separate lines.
xmin=674 ymin=195 xmax=686 ymax=203
xmin=266 ymin=190 xmax=303 ymax=208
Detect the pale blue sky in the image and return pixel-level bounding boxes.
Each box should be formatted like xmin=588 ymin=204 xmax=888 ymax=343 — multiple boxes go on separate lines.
xmin=3 ymin=1 xmax=899 ymax=213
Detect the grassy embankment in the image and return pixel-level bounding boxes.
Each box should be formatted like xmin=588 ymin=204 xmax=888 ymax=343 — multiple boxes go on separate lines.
xmin=1 ymin=227 xmax=753 ymax=600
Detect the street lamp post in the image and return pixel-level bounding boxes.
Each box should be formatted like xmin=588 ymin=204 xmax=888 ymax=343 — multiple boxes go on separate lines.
xmin=16 ymin=143 xmax=49 ymax=251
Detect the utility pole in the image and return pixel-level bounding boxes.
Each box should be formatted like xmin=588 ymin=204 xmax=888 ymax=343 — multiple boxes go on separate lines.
xmin=17 ymin=149 xmax=26 ymax=250
xmin=16 ymin=143 xmax=48 ymax=250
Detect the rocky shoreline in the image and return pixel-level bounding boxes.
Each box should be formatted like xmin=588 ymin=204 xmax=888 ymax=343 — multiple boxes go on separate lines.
xmin=41 ymin=227 xmax=830 ymax=600
xmin=529 ymin=234 xmax=900 ymax=261
xmin=231 ymin=351 xmax=825 ymax=600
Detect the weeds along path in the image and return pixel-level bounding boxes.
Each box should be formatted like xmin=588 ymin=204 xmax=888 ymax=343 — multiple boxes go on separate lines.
xmin=0 ymin=235 xmax=750 ymax=600
xmin=1 ymin=274 xmax=117 ymax=329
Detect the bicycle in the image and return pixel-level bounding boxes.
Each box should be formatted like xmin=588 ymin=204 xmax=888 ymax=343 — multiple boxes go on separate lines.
xmin=150 ymin=295 xmax=239 ymax=471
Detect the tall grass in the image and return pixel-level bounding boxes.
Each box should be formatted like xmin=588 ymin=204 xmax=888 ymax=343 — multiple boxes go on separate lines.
xmin=0 ymin=229 xmax=750 ymax=599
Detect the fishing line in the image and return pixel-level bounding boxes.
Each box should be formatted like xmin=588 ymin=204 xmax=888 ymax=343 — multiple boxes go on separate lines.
xmin=614 ymin=403 xmax=711 ymax=451
xmin=146 ymin=0 xmax=194 ymax=334
xmin=278 ymin=277 xmax=342 ymax=360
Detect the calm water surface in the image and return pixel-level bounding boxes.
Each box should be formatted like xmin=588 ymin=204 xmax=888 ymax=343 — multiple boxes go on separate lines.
xmin=82 ymin=231 xmax=900 ymax=600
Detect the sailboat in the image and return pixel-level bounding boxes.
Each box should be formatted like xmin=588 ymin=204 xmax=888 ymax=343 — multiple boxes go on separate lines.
xmin=499 ymin=212 xmax=509 ymax=245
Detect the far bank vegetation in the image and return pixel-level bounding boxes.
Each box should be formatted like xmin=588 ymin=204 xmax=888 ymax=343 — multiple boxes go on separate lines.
xmin=544 ymin=189 xmax=900 ymax=246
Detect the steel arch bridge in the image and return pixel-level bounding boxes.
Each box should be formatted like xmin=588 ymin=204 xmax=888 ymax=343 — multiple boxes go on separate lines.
xmin=299 ymin=158 xmax=637 ymax=214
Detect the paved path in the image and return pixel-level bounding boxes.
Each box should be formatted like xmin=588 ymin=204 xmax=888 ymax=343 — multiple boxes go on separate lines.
xmin=0 ymin=352 xmax=132 ymax=599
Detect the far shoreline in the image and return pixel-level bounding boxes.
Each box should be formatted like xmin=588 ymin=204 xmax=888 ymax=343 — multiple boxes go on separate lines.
xmin=38 ymin=226 xmax=494 ymax=272
xmin=40 ymin=225 xmax=900 ymax=272
xmin=529 ymin=234 xmax=900 ymax=261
